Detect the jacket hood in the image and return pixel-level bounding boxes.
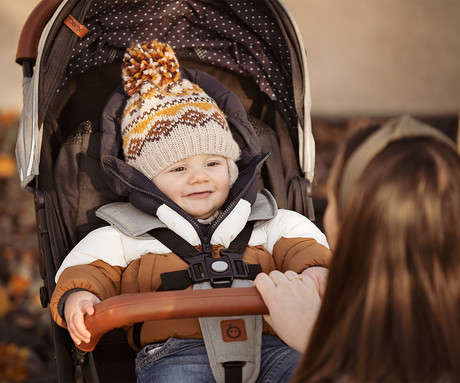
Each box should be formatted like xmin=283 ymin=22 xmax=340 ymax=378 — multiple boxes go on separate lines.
xmin=100 ymin=67 xmax=264 ymax=222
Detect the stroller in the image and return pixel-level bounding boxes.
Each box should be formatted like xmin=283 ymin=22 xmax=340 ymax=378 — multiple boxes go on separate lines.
xmin=15 ymin=0 xmax=316 ymax=381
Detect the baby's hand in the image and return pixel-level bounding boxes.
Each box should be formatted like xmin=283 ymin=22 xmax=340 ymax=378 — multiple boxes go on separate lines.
xmin=64 ymin=291 xmax=101 ymax=345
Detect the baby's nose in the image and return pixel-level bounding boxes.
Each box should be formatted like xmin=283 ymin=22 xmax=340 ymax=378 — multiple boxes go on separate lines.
xmin=189 ymin=168 xmax=209 ymax=183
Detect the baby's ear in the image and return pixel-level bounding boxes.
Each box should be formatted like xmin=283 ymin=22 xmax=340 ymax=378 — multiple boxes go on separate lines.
xmin=227 ymin=159 xmax=239 ymax=187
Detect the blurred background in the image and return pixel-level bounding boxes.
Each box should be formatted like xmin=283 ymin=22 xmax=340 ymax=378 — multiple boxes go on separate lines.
xmin=0 ymin=0 xmax=459 ymax=381
xmin=3 ymin=1 xmax=460 ymax=116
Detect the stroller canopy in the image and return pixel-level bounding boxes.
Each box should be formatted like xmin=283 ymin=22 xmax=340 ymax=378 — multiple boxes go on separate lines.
xmin=16 ymin=0 xmax=314 ymax=190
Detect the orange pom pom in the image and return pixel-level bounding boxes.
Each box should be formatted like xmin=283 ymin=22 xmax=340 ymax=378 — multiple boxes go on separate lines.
xmin=122 ymin=40 xmax=181 ymax=96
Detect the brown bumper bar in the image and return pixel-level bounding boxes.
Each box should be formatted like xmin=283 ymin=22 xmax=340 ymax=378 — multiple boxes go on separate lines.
xmin=79 ymin=287 xmax=268 ymax=352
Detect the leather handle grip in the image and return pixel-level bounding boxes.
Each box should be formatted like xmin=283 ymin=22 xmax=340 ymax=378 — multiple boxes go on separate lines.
xmin=16 ymin=0 xmax=63 ymax=64
xmin=79 ymin=287 xmax=268 ymax=352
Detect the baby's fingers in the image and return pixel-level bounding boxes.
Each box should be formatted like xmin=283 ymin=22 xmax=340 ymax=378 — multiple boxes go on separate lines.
xmin=69 ymin=312 xmax=91 ymax=345
xmin=68 ymin=328 xmax=84 ymax=346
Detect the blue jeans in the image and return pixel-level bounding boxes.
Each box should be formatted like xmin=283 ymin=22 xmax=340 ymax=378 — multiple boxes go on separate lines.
xmin=135 ymin=334 xmax=301 ymax=382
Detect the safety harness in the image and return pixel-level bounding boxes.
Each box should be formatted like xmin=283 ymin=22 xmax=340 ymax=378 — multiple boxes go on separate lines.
xmin=140 ymin=220 xmax=263 ymax=383
xmin=153 ymin=221 xmax=260 ymax=290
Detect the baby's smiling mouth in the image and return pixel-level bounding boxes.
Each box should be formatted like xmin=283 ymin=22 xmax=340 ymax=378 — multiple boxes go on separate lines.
xmin=186 ymin=190 xmax=212 ymax=198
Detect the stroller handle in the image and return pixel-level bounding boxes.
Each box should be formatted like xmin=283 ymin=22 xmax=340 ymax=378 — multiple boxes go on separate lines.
xmin=16 ymin=0 xmax=62 ymax=65
xmin=79 ymin=287 xmax=268 ymax=352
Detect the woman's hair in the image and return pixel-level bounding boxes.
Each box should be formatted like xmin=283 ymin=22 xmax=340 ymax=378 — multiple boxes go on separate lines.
xmin=293 ymin=125 xmax=460 ymax=382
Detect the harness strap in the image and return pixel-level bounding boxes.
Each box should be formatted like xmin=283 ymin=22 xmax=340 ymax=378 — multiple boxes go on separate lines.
xmin=149 ymin=227 xmax=200 ymax=259
xmin=160 ymin=264 xmax=262 ymax=291
xmin=149 ymin=220 xmax=255 ymax=261
xmin=225 ymin=220 xmax=255 ymax=254
xmin=223 ymin=361 xmax=245 ymax=383
xmin=150 ymin=221 xmax=257 ymax=289
xmin=197 ymin=280 xmax=262 ymax=383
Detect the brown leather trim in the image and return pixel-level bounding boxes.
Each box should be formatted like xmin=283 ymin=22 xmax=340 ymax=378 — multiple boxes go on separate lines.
xmin=16 ymin=0 xmax=63 ymax=64
xmin=79 ymin=287 xmax=267 ymax=352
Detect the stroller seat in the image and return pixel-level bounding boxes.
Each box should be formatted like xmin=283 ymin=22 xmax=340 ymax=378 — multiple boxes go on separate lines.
xmin=15 ymin=1 xmax=316 ymax=381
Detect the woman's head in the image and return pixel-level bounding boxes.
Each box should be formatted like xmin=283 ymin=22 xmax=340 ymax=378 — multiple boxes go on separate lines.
xmin=339 ymin=136 xmax=460 ymax=276
xmin=296 ymin=116 xmax=460 ymax=382
xmin=324 ymin=115 xmax=458 ymax=249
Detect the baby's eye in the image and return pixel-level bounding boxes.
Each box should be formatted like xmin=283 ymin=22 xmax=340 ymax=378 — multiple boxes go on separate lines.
xmin=170 ymin=166 xmax=186 ymax=172
xmin=206 ymin=160 xmax=222 ymax=167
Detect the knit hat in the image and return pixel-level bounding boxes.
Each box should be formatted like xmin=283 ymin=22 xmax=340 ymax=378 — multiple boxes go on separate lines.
xmin=121 ymin=40 xmax=241 ymax=184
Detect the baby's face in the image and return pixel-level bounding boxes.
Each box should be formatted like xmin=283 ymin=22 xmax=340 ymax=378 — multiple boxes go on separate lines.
xmin=152 ymin=154 xmax=230 ymax=220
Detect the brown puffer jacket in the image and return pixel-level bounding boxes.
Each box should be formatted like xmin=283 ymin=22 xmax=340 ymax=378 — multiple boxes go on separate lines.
xmin=51 ymin=191 xmax=332 ymax=350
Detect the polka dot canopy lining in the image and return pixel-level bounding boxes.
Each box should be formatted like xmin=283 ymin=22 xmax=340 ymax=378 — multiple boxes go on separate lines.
xmin=61 ymin=0 xmax=297 ymax=127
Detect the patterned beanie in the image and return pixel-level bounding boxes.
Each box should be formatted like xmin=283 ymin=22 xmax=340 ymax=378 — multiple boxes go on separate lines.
xmin=121 ymin=40 xmax=240 ymax=184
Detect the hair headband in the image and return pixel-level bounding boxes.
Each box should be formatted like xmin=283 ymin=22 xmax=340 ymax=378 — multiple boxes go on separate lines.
xmin=340 ymin=114 xmax=457 ymax=209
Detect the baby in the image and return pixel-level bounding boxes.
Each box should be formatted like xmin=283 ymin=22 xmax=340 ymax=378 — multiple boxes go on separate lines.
xmin=51 ymin=40 xmax=332 ymax=383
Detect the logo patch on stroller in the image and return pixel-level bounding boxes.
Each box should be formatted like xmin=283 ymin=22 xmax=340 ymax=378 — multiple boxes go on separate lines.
xmin=220 ymin=319 xmax=247 ymax=342
xmin=64 ymin=15 xmax=89 ymax=38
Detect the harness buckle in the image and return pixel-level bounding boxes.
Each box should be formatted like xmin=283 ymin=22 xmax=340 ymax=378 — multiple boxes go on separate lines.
xmin=187 ymin=253 xmax=210 ymax=283
xmin=187 ymin=251 xmax=249 ymax=288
